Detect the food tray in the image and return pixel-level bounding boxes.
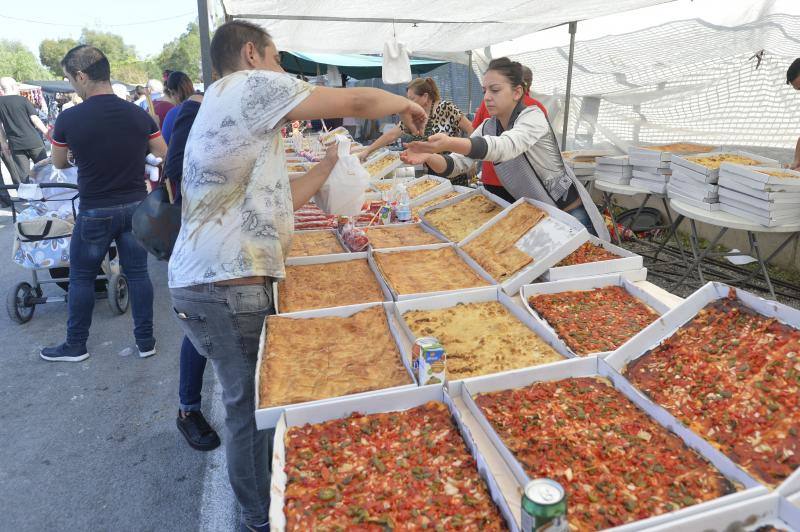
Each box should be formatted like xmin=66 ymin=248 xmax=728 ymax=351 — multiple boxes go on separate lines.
xmin=629 ymin=143 xmax=715 ymax=164
xmin=719 ymin=201 xmax=800 ymax=227
xmin=719 ymin=174 xmax=800 ymax=200
xmin=363 ymin=222 xmax=447 ymax=250
xmin=520 ymin=274 xmax=673 ymax=358
xmin=645 ymin=493 xmax=800 ymax=532
xmin=268 ymin=385 xmax=518 ymax=531
xmin=629 ymin=177 xmax=667 ymax=194
xmin=667 ymin=187 xmax=721 ymax=211
xmin=318 ymin=126 xmax=352 ymax=145
xmin=369 ymin=242 xmax=496 ymax=301
xmin=596 ymin=154 xmax=630 ymax=166
xmin=391 ymin=286 xmax=572 ymax=395
xmin=670 ymin=151 xmax=779 ymax=179
xmin=606 ymin=282 xmax=800 ymax=495
xmin=287 ymin=229 xmax=348 ymax=258
xmin=721 ymin=163 xmax=800 ymax=187
xmin=719 ymin=188 xmax=800 ymax=214
xmin=595 ymin=173 xmax=632 ymax=185
xmin=363 ymin=151 xmax=403 ymax=181
xmin=542 ymin=234 xmax=644 ymax=281
xmin=254 ymin=302 xmax=417 ymax=429
xmin=669 ymin=174 xmax=719 ymax=201
xmin=631 ymin=170 xmax=670 ymax=182
xmin=273 ymin=252 xmax=391 ymax=314
xmin=458 ymin=198 xmax=589 ymax=296
xmin=418 ymin=187 xmax=511 ymax=243
xmin=460 ymin=356 xmax=767 ymax=531
xmin=671 ymin=164 xmax=721 ymax=184
xmin=720 ymin=185 xmax=800 ymax=208
xmin=596 ymin=164 xmax=632 ymax=176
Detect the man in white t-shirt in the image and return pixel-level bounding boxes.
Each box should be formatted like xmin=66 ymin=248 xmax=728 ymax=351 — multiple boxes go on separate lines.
xmin=168 ymin=21 xmax=426 ymax=532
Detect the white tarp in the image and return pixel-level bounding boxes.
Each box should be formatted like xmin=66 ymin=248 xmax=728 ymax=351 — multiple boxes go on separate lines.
xmin=480 ymin=0 xmax=800 ymax=153
xmin=220 ymin=0 xmax=673 ymax=54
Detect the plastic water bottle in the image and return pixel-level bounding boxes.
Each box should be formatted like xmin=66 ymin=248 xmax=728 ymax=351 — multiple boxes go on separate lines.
xmin=395 ymin=184 xmax=411 ymax=222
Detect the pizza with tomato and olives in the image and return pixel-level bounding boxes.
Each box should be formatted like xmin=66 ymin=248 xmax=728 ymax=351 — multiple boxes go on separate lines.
xmin=527 ymin=286 xmax=660 ymax=355
xmin=474 ymin=377 xmax=734 ymax=531
xmin=283 ymin=401 xmax=507 ymax=530
xmin=625 ymin=292 xmax=800 ymax=487
xmin=556 ymin=242 xmax=621 ymax=267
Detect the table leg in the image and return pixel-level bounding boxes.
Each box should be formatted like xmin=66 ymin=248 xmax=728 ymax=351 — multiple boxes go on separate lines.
xmin=671 ymin=223 xmax=729 ymax=291
xmin=656 ymin=198 xmax=687 ymax=264
xmin=603 ymin=192 xmax=622 ymax=245
xmin=747 ymin=232 xmax=776 ymax=299
xmin=623 ymin=194 xmax=651 ymax=238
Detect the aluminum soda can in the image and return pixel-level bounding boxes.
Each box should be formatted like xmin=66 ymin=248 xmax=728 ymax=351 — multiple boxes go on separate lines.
xmin=521 ymin=478 xmax=567 ymax=532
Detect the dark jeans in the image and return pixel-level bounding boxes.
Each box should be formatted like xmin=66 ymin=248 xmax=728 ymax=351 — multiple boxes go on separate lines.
xmin=170 ymin=280 xmax=274 ymax=526
xmin=11 ymin=145 xmax=46 ymax=183
xmin=67 ymin=201 xmax=154 ymax=347
xmin=179 ymin=335 xmax=207 ymax=412
xmin=567 ymin=205 xmax=598 ymax=236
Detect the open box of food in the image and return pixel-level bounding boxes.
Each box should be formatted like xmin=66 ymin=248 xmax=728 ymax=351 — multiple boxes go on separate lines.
xmin=629 ymin=142 xmax=715 ymax=165
xmin=362 ymin=222 xmax=447 ymax=250
xmin=542 ymin=235 xmax=644 ymax=281
xmin=419 ymin=187 xmax=511 ymax=243
xmin=363 ymin=151 xmax=403 ymax=181
xmin=268 ymin=385 xmax=518 ymax=530
xmin=460 ymin=356 xmax=767 ymax=531
xmin=287 ymin=229 xmax=347 ymax=258
xmin=670 ymin=151 xmax=779 ymax=181
xmin=606 ymin=282 xmax=800 ymax=496
xmin=458 ymin=198 xmax=588 ymax=296
xmin=273 ymin=251 xmax=391 ymax=314
xmin=521 ymin=274 xmax=672 ymax=358
xmin=390 ymin=286 xmax=573 ymax=396
xmin=254 ymin=302 xmax=417 ymax=429
xmin=369 ymin=242 xmax=495 ymax=301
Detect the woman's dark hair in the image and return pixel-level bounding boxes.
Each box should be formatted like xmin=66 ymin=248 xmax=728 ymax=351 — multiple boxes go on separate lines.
xmin=407 ymin=77 xmax=441 ymax=104
xmin=486 ymin=57 xmax=527 ymax=95
xmin=210 ymin=20 xmax=272 ymax=76
xmin=61 ymin=45 xmax=111 ymax=82
xmin=135 ymin=85 xmax=147 ymax=97
xmin=165 ymin=71 xmax=194 ymax=103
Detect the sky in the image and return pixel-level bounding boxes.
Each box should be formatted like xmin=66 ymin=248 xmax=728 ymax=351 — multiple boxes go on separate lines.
xmin=1 ymin=0 xmax=200 ymax=60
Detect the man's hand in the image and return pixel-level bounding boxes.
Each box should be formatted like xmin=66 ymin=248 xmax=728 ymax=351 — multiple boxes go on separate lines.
xmin=400 ymin=150 xmax=431 ymax=166
xmin=399 ymin=101 xmax=427 ymax=136
xmin=356 ymin=149 xmax=371 ymax=162
xmin=322 ymin=143 xmax=339 ymax=167
xmin=406 ymin=133 xmax=452 ymax=154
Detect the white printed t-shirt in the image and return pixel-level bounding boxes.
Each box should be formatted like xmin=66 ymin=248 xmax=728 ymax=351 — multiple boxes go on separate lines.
xmin=168 ymin=70 xmax=314 ymax=288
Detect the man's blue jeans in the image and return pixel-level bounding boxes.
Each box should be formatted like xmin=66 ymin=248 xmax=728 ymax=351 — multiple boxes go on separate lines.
xmin=179 ymin=336 xmax=207 ymax=412
xmin=67 ymin=202 xmax=154 ymax=347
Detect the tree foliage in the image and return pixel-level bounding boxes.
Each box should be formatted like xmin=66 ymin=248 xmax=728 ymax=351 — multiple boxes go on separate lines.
xmin=0 ymin=40 xmax=53 ymax=81
xmin=39 ymin=38 xmax=79 ymax=77
xmin=156 ymin=23 xmax=202 ymax=82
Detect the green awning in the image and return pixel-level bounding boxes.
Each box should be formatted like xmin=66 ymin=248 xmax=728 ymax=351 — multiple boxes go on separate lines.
xmin=280 ymin=52 xmax=447 ymax=81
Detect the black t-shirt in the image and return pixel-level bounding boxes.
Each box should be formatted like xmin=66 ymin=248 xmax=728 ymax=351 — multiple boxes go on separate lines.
xmin=0 ymin=95 xmax=43 ymax=151
xmin=52 ymin=94 xmax=160 ymax=209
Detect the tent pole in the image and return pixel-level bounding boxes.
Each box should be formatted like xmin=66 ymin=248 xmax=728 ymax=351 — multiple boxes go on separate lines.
xmin=197 ymin=0 xmax=214 ymax=89
xmin=467 ymin=50 xmax=473 ymax=114
xmin=561 ymin=21 xmax=577 ymax=149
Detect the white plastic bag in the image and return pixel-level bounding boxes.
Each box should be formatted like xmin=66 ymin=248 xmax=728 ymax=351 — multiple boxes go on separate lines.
xmin=382 ymin=38 xmax=412 ymax=84
xmin=313 ymin=135 xmax=370 ymax=216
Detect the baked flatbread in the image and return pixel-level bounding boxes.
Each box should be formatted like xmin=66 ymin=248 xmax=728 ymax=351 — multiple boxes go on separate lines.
xmin=373 ymin=246 xmax=489 ymax=296
xmin=278 ymin=259 xmax=384 ymax=313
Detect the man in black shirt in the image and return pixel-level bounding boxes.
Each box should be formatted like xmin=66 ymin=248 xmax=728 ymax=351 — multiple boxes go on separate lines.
xmin=0 ymin=77 xmax=49 ymax=183
xmin=41 ymin=45 xmax=167 ymax=362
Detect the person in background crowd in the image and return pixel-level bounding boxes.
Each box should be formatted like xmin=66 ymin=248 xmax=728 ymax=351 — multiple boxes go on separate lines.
xmin=402 ymin=57 xmax=609 ymax=239
xmin=162 ymin=69 xmax=174 ymax=84
xmin=786 ymin=58 xmax=800 ymax=169
xmin=137 ymin=79 xmax=164 ymax=111
xmin=168 ymin=20 xmax=426 ymax=531
xmin=61 ymin=92 xmax=82 ymax=111
xmin=472 ymin=65 xmax=548 ymax=202
xmin=160 ymin=71 xmax=195 ymax=144
xmin=161 ymin=87 xmax=220 ymax=451
xmin=41 ymin=45 xmax=167 ymax=362
xmin=356 ymin=78 xmax=473 ymax=184
xmin=112 ymin=83 xmax=130 ymax=100
xmin=133 ymin=85 xmax=147 ymax=107
xmin=0 ymin=77 xmax=50 ymax=183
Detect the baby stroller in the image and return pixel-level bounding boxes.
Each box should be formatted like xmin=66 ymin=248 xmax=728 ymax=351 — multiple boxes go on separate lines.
xmin=4 ymin=163 xmax=129 ymax=323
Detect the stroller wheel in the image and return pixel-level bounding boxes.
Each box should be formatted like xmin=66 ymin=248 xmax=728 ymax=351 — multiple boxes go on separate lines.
xmin=107 ymin=273 xmax=130 ymax=315
xmin=6 ymin=282 xmax=36 ymax=324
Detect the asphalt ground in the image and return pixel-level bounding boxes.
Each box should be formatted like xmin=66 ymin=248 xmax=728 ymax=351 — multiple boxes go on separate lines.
xmin=0 ymin=206 xmax=237 ymax=531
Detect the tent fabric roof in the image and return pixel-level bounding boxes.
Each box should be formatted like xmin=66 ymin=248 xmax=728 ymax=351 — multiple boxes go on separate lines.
xmin=220 ymin=0 xmax=674 ymax=54
xmin=281 ymin=52 xmax=447 ymax=79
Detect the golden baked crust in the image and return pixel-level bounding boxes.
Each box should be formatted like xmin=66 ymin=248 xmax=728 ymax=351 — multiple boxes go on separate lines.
xmin=406 ymin=178 xmax=440 ymax=199
xmin=411 ymin=191 xmax=463 ymax=218
xmin=685 ymin=153 xmax=762 ymax=170
xmin=640 ymin=142 xmax=714 ymax=153
xmin=462 ymin=202 xmax=547 ymax=281
xmin=278 ymin=259 xmax=385 ymax=313
xmin=403 ymin=301 xmax=563 ymax=379
xmin=373 ymin=247 xmax=489 ymax=296
xmin=260 ymin=306 xmax=411 ymax=408
xmin=424 ymin=194 xmax=503 ymax=242
xmin=288 ymin=230 xmax=344 ymax=257
xmin=365 ymin=224 xmax=442 ymax=249
xmin=364 ymin=154 xmax=399 ymax=177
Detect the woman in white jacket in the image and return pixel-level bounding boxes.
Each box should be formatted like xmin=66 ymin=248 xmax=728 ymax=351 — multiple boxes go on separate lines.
xmin=402 ymin=57 xmax=608 ymax=239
